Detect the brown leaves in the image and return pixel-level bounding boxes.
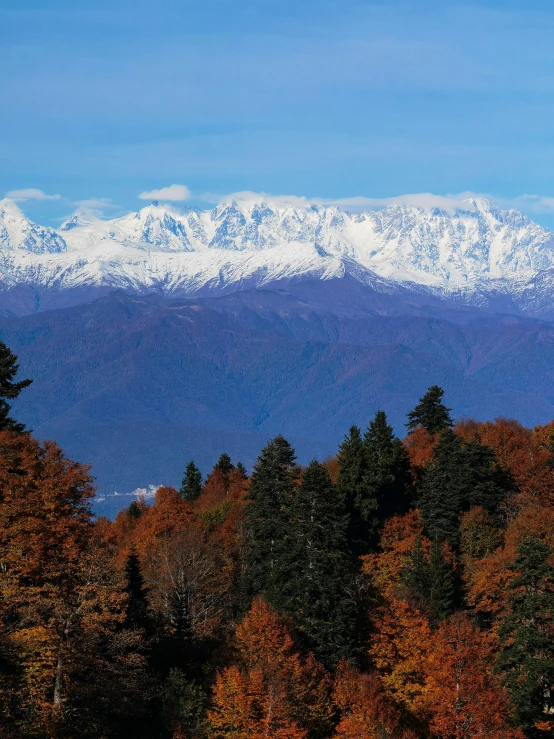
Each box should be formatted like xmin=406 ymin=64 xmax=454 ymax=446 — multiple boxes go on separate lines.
xmin=143 ymin=522 xmax=236 ymax=639
xmin=0 ymin=432 xmax=94 ymax=603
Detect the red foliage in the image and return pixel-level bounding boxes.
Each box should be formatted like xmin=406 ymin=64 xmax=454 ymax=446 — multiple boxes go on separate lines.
xmin=333 ymin=660 xmax=417 ymax=739
xmin=422 ymin=613 xmax=524 ymax=739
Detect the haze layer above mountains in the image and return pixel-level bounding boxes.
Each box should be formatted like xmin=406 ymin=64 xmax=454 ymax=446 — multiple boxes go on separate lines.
xmin=2 ymin=196 xmax=554 ymax=514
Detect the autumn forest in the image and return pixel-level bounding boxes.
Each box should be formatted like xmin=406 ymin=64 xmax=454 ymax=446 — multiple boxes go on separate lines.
xmin=1 ymin=342 xmax=554 ymax=739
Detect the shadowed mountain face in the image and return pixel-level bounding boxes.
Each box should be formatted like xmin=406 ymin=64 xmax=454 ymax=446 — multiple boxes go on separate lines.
xmin=2 ymin=284 xmax=554 ymax=516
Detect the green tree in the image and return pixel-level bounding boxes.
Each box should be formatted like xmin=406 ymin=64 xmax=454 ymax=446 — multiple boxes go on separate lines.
xmin=427 ymin=539 xmax=455 ymax=622
xmin=235 ymin=461 xmax=248 ymax=479
xmin=406 ymin=385 xmax=452 ymax=434
xmin=214 ymin=453 xmax=234 ymax=475
xmin=0 ymin=341 xmax=32 ymax=433
xmin=336 ymin=425 xmax=375 ymax=557
xmin=402 ymin=536 xmax=454 ymax=622
xmin=496 ymin=537 xmax=554 ymax=736
xmin=285 ymin=460 xmax=356 ymax=668
xmin=463 ymin=441 xmax=509 ymax=513
xmin=179 ymin=460 xmax=203 ymax=501
xmin=401 ymin=534 xmax=430 ymax=610
xmin=418 ymin=430 xmax=466 ymax=547
xmin=364 ymin=410 xmax=411 ymax=525
xmin=127 ymin=500 xmax=143 ymax=519
xmin=124 ymin=551 xmax=151 ymax=633
xmin=241 ymin=436 xmax=298 ymax=611
xmin=419 ymin=430 xmax=507 ymax=549
xmin=161 ymin=668 xmax=206 ymax=739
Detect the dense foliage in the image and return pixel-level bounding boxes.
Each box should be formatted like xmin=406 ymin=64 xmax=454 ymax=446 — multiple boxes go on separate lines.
xmin=1 ymin=357 xmax=554 ymax=738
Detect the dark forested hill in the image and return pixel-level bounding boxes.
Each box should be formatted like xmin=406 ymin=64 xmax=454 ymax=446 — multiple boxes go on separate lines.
xmin=2 ymin=284 xmax=554 ymax=514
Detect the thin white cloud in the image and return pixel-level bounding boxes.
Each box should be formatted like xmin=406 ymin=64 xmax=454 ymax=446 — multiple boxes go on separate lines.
xmin=138 ymin=184 xmax=191 ymax=202
xmin=203 ymin=190 xmax=484 ymax=213
xmin=203 ymin=189 xmax=554 ymax=217
xmin=74 ymin=197 xmax=117 ymax=210
xmin=6 ymin=188 xmax=62 ymax=202
xmin=322 ymin=193 xmax=482 ymax=212
xmin=494 ymin=194 xmax=554 ymax=214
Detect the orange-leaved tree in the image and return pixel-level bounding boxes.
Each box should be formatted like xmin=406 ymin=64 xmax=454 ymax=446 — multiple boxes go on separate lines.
xmin=0 ymin=431 xmax=93 ymax=731
xmin=422 ymin=613 xmax=524 ymax=739
xmin=0 ymin=431 xmax=151 ymax=738
xmin=368 ymin=597 xmax=432 ymax=717
xmin=207 ymin=597 xmax=333 ymax=739
xmin=333 ymin=660 xmax=417 ymax=739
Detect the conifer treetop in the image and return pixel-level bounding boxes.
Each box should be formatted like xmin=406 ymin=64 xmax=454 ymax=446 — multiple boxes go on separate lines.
xmin=406 ymin=385 xmax=453 ymax=434
xmin=0 ymin=341 xmax=32 ymax=434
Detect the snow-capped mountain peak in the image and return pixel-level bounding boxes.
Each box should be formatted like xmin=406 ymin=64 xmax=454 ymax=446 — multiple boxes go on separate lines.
xmin=2 ymin=195 xmax=554 ymax=318
xmin=0 ymin=198 xmax=67 ymax=254
xmin=59 ymin=207 xmax=103 ymax=231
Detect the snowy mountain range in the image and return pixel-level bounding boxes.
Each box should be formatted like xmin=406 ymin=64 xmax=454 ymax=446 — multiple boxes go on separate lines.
xmin=2 ymin=195 xmax=554 ymax=317
xmin=5 ymin=194 xmax=554 ymax=507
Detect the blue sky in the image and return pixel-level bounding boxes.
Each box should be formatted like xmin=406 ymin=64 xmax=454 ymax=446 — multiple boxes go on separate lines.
xmin=2 ymin=0 xmax=554 ymax=226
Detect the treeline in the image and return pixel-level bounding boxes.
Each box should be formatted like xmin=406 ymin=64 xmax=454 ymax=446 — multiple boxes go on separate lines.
xmin=0 ymin=340 xmax=553 ymax=738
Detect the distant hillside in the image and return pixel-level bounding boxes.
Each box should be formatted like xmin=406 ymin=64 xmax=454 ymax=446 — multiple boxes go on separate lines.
xmin=3 ymin=285 xmax=554 ymax=515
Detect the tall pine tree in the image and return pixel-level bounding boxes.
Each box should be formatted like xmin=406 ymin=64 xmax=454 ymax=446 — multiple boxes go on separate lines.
xmin=401 ymin=533 xmax=430 ymax=611
xmin=402 ymin=536 xmax=454 ymax=622
xmin=124 ymin=551 xmax=151 ymax=633
xmin=418 ymin=430 xmax=507 ymax=549
xmin=214 ymin=454 xmax=234 ymax=475
xmin=364 ymin=410 xmax=411 ymax=525
xmin=406 ymin=385 xmax=452 ymax=434
xmin=418 ymin=430 xmax=466 ymax=547
xmin=336 ymin=426 xmax=375 ymax=557
xmin=496 ymin=537 xmax=554 ymax=736
xmin=427 ymin=539 xmax=455 ymax=622
xmin=179 ymin=461 xmax=202 ymax=501
xmin=241 ymin=436 xmax=298 ymax=611
xmin=285 ymin=460 xmax=356 ymax=668
xmin=0 ymin=341 xmax=32 ymax=434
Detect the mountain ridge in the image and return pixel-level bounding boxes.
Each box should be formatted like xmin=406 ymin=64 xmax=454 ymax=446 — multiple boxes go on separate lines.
xmin=4 ymin=287 xmax=554 ymax=514
xmin=2 ymin=196 xmax=554 ymax=318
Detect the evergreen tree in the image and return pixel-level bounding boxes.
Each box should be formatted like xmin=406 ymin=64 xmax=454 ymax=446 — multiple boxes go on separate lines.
xmin=496 ymin=537 xmax=554 ymax=736
xmin=161 ymin=669 xmax=207 ymax=739
xmin=128 ymin=500 xmax=143 ymax=519
xmin=336 ymin=426 xmax=375 ymax=557
xmin=402 ymin=536 xmax=454 ymax=622
xmin=179 ymin=460 xmax=203 ymax=501
xmin=406 ymin=385 xmax=452 ymax=434
xmin=235 ymin=461 xmax=247 ymax=479
xmin=419 ymin=430 xmax=467 ymax=547
xmin=0 ymin=341 xmax=32 ymax=434
xmin=241 ymin=436 xmax=298 ymax=611
xmin=402 ymin=534 xmax=430 ymax=610
xmin=124 ymin=551 xmax=151 ymax=632
xmin=427 ymin=539 xmax=455 ymax=622
xmin=463 ymin=441 xmax=509 ymax=513
xmin=364 ymin=410 xmax=411 ymax=524
xmin=286 ymin=460 xmax=356 ymax=668
xmin=214 ymin=453 xmax=234 ymax=475
xmin=419 ymin=430 xmax=507 ymax=549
